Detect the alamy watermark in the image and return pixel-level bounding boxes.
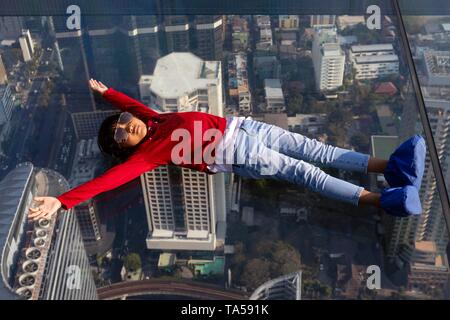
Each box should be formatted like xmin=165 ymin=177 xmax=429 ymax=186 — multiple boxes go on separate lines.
xmin=170 ymin=120 xmax=282 ymax=176
xmin=66 ymin=265 xmax=81 ymax=290
xmin=366 ymin=265 xmax=381 ymax=290
xmin=366 ymin=5 xmax=381 ymax=30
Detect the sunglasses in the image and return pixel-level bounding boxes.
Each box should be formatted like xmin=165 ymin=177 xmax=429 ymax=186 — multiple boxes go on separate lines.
xmin=114 ymin=112 xmax=134 ymax=144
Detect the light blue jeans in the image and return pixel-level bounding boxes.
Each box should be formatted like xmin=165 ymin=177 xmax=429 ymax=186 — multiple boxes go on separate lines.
xmin=231 ymin=118 xmax=370 ymax=206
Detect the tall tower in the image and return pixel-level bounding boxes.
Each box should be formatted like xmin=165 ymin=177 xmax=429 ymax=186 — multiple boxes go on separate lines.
xmin=49 ymin=16 xmax=95 ymax=111
xmin=312 ymin=26 xmax=345 ymax=93
xmin=163 ymin=15 xmax=190 ymax=53
xmin=138 ymin=52 xmax=226 ymax=251
xmin=118 ymin=16 xmax=161 ymax=85
xmin=386 ymin=51 xmax=450 ymax=262
xmin=192 ymin=15 xmax=224 ymax=61
xmin=0 ymin=163 xmax=97 ymax=300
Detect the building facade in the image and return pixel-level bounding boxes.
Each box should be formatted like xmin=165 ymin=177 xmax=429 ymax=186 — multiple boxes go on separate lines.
xmin=0 ymin=163 xmax=97 ymax=300
xmin=138 ymin=52 xmax=227 ymax=252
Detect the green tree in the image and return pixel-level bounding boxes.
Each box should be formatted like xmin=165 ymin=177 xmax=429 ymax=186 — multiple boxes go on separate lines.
xmin=350 ymin=133 xmax=370 ymax=151
xmin=123 ymin=253 xmax=141 ymax=272
xmin=287 ymin=94 xmax=304 ymax=115
xmin=240 ymin=258 xmax=271 ymax=291
xmin=252 ymin=239 xmax=301 ymax=278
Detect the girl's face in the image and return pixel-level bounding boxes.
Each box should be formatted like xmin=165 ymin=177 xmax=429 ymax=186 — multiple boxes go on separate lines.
xmin=114 ymin=115 xmax=148 ymax=148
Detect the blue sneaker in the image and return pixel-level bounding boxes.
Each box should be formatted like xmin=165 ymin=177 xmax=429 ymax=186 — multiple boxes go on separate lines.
xmin=380 ymin=185 xmax=422 ymax=217
xmin=384 ymin=135 xmax=426 ymax=189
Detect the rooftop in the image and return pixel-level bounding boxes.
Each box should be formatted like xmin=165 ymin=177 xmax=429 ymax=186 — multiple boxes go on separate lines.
xmin=423 ymin=50 xmax=450 ymax=76
xmin=264 ymin=79 xmax=284 ymax=99
xmin=374 ymin=82 xmax=398 ymax=96
xmin=145 ymin=52 xmax=220 ymax=99
xmin=355 ymin=54 xmax=399 ymax=64
xmin=351 ymin=43 xmax=394 ymax=53
xmin=442 ymin=23 xmax=450 ymax=32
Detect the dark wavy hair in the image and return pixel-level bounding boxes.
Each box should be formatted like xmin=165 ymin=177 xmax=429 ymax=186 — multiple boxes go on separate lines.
xmin=97 ymin=114 xmax=138 ymax=164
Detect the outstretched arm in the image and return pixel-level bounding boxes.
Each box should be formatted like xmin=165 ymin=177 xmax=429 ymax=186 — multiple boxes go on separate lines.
xmin=28 ymin=155 xmax=159 ymax=220
xmin=89 ymin=79 xmax=159 ymax=118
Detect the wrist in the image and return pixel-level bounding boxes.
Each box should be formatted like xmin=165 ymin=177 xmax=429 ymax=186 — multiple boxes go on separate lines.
xmin=101 ymin=88 xmax=110 ymax=96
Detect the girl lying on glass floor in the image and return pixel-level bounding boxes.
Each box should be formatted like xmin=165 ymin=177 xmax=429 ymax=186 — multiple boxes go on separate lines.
xmin=28 ymin=79 xmax=426 ymax=221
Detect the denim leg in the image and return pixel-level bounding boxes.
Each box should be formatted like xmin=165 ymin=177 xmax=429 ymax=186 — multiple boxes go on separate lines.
xmin=232 ymin=127 xmax=364 ymax=206
xmin=237 ymin=119 xmax=370 ymax=174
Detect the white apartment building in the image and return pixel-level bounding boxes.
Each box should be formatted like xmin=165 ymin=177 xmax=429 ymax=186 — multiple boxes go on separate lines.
xmin=312 ymin=26 xmax=345 ymax=92
xmin=139 ymin=52 xmax=227 ymax=251
xmin=350 ymin=44 xmax=399 ymax=80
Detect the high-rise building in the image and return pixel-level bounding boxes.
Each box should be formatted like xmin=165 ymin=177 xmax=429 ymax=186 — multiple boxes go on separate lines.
xmin=138 ymin=52 xmax=226 ymax=251
xmin=85 ymin=16 xmax=121 ymax=90
xmin=250 ymin=271 xmax=302 ymax=300
xmin=22 ymin=29 xmax=34 ymax=54
xmin=382 ymin=82 xmax=450 ymax=296
xmin=68 ymin=138 xmax=114 ymax=255
xmin=18 ymin=29 xmax=34 ymax=62
xmin=193 ymin=15 xmax=224 ymax=61
xmin=49 ymin=16 xmax=95 ymax=112
xmin=386 ymin=85 xmax=450 ymax=263
xmin=0 ymin=162 xmax=97 ymax=300
xmin=118 ymin=16 xmax=161 ymax=84
xmin=163 ymin=15 xmax=190 ymax=53
xmin=71 ymin=110 xmax=119 ymax=140
xmin=312 ymin=26 xmax=345 ymax=92
xmin=0 ymin=84 xmax=14 ymax=124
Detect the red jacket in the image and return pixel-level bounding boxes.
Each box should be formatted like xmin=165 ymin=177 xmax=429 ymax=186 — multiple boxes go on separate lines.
xmin=56 ymin=88 xmax=227 ymax=210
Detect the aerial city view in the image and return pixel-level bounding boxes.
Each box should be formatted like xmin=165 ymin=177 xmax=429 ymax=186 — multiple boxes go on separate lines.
xmin=0 ymin=1 xmax=449 ymax=301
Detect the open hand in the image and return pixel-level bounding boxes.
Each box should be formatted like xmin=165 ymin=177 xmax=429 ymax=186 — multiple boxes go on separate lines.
xmin=89 ymin=78 xmax=108 ymax=95
xmin=28 ymin=196 xmax=62 ymax=221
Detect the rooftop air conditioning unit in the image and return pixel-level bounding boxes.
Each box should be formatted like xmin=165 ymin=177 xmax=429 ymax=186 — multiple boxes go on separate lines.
xmin=37 ymin=218 xmax=50 ymax=229
xmin=22 ymin=260 xmax=39 ymax=274
xmin=18 ymin=273 xmax=36 ymax=287
xmin=25 ymin=247 xmax=42 ymax=261
xmin=15 ymin=286 xmax=33 ymax=300
xmin=34 ymin=228 xmax=48 ymax=239
xmin=33 ymin=237 xmax=46 ymax=248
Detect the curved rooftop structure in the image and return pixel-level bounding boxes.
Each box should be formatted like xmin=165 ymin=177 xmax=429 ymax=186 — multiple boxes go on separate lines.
xmin=0 ymin=163 xmax=97 ymax=300
xmin=0 ymin=163 xmax=34 ymax=299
